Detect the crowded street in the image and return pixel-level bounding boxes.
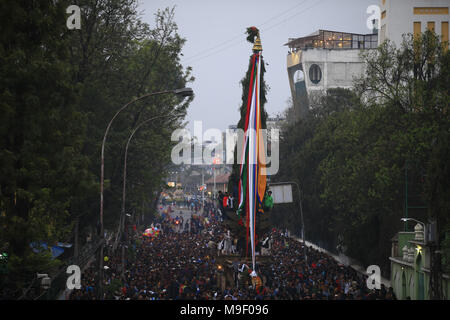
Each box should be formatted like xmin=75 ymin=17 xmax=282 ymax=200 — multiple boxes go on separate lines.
xmin=3 ymin=2 xmax=448 ymax=308
xmin=69 ymin=201 xmax=396 ymax=300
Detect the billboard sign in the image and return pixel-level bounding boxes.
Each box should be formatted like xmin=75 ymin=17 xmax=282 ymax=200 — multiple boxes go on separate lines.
xmin=270 ymin=184 xmax=293 ymax=204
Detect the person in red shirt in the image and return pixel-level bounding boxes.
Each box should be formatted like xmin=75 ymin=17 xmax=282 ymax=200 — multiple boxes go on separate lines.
xmin=222 ymin=192 xmax=229 ymax=210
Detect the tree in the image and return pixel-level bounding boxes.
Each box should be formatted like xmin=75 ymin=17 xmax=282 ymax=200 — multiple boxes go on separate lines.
xmin=273 ymin=30 xmax=449 ymax=276
xmin=65 ymin=2 xmax=194 ymax=235
xmin=0 ymin=0 xmax=93 ymax=297
xmin=0 ymin=1 xmax=194 ymax=298
xmin=354 ymin=31 xmax=450 ymax=272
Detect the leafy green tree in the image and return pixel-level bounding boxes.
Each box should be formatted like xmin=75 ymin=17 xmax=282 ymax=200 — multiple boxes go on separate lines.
xmin=65 ymin=2 xmax=194 ymax=236
xmin=0 ymin=0 xmax=94 ymax=297
xmin=273 ymin=31 xmax=449 ymax=276
xmin=0 ymin=1 xmax=194 ymax=298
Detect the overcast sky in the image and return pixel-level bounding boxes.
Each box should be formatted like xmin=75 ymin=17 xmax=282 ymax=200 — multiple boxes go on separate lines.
xmin=138 ymin=0 xmax=377 ymax=132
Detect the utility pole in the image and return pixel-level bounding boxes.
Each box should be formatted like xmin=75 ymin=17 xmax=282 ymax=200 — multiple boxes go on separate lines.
xmin=74 ymin=216 xmax=79 ymax=265
xmin=268 ymin=181 xmax=306 ymax=261
xmin=98 ymin=88 xmax=193 ymax=299
xmin=202 ymin=166 xmax=205 ymax=213
xmin=405 ymin=160 xmax=408 ymax=232
xmin=429 ymin=219 xmax=443 ymax=300
xmin=213 ymin=165 xmax=216 ymax=198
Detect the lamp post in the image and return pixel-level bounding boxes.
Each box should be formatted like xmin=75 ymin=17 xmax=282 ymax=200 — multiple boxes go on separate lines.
xmin=201 ymin=166 xmax=205 ymax=212
xmin=120 ymin=111 xmax=180 ymax=279
xmin=268 ymin=181 xmax=306 ymax=261
xmin=400 ymin=217 xmax=426 ymax=242
xmin=98 ymin=87 xmax=193 ymax=299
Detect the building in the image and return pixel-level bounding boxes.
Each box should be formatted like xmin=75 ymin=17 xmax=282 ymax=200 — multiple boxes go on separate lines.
xmin=389 ymin=223 xmax=450 ymax=299
xmin=379 ymin=0 xmax=449 ymax=48
xmin=205 ymin=172 xmax=230 ymax=197
xmin=285 ymin=29 xmax=378 ymax=118
xmin=266 ymin=115 xmax=286 ymax=133
xmin=286 ymin=1 xmax=449 ymax=119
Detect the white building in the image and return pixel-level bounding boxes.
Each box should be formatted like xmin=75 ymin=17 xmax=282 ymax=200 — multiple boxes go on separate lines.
xmin=285 ymin=29 xmax=378 ymax=117
xmin=379 ymin=0 xmax=449 ymax=47
xmin=285 ymin=1 xmax=449 ymax=119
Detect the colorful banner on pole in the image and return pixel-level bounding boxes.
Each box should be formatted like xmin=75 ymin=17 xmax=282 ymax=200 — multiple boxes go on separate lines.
xmin=237 ymin=41 xmax=266 ymax=272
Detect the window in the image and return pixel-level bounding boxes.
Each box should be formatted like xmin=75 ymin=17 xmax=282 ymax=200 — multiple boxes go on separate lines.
xmin=427 ymin=21 xmax=435 ymax=32
xmin=343 ymin=40 xmax=351 ymax=48
xmin=414 ymin=7 xmax=449 ymax=15
xmin=352 ymin=35 xmax=359 ymax=48
xmin=442 ymin=22 xmax=449 ymax=49
xmin=414 ymin=22 xmax=421 ymax=37
xmin=309 ymin=64 xmax=322 ymax=84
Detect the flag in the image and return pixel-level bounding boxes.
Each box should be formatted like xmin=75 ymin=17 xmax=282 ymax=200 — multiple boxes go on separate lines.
xmin=237 ymin=46 xmax=266 ymax=272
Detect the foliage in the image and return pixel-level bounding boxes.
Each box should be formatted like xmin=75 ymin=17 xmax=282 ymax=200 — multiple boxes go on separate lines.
xmin=274 ymin=31 xmax=449 ymax=275
xmin=246 ymin=26 xmax=259 ymax=44
xmin=0 ymin=0 xmax=193 ymax=298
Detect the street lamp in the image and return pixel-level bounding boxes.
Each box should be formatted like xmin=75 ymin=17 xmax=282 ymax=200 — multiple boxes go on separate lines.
xmin=401 ymin=217 xmax=426 ymax=243
xmin=268 ymin=181 xmax=306 ymax=261
xmin=98 ymin=87 xmax=193 ymax=299
xmin=174 ymin=87 xmax=194 ymax=97
xmin=120 ymin=111 xmax=179 ymax=279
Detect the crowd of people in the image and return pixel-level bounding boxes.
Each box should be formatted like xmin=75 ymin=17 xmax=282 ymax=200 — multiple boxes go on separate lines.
xmin=69 ymin=203 xmax=395 ymax=300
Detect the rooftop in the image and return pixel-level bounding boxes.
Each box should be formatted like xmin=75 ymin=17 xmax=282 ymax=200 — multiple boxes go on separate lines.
xmin=205 ymin=173 xmax=230 ymax=184
xmin=285 ymin=29 xmax=378 ymax=51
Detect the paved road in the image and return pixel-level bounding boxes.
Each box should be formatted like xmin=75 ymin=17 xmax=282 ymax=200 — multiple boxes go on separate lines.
xmin=162 ymin=205 xmax=198 ymax=233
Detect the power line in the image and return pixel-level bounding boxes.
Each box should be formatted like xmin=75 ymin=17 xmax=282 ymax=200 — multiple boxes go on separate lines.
xmin=258 ymin=0 xmax=310 ymax=28
xmin=183 ymin=0 xmax=328 ymax=64
xmin=183 ymin=33 xmax=246 ymax=62
xmin=261 ymin=0 xmax=328 ymax=33
xmin=183 ymin=39 xmax=247 ymax=64
xmin=183 ymin=0 xmax=314 ymax=63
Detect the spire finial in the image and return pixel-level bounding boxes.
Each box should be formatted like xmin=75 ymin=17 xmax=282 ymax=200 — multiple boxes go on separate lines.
xmin=246 ymin=26 xmax=262 ymax=52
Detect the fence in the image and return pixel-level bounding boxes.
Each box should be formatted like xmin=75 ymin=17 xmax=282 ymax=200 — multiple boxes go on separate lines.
xmin=47 ymin=239 xmax=103 ymax=300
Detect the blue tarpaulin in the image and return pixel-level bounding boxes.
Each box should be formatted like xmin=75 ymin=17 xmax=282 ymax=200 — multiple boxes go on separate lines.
xmin=51 ymin=246 xmax=65 ymax=258
xmin=30 ymin=242 xmax=72 ymax=259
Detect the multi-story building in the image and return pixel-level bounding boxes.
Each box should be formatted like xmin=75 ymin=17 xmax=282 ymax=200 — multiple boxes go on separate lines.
xmin=286 ymin=1 xmax=449 ymax=120
xmin=205 ymin=172 xmax=230 ymax=197
xmin=285 ymin=29 xmax=378 ymax=118
xmin=266 ymin=115 xmax=286 ymax=133
xmin=379 ymin=0 xmax=449 ymax=48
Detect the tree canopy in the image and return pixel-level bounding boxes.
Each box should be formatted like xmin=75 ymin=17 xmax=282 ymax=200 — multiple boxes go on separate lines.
xmin=0 ymin=0 xmax=193 ymax=298
xmin=273 ymin=31 xmax=450 ymax=276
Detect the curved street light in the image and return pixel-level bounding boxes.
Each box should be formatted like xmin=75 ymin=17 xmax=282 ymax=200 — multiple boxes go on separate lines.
xmin=119 ymin=112 xmax=179 ymax=279
xmin=98 ymin=87 xmax=192 ymax=298
xmin=401 ymin=217 xmax=426 ymax=242
xmin=267 ymin=181 xmax=306 ymax=261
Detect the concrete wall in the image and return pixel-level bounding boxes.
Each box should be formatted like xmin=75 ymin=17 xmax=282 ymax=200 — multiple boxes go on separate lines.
xmin=291 ymin=235 xmax=391 ymax=288
xmin=286 ymin=48 xmax=368 ymax=116
xmin=302 ymin=48 xmax=365 ymax=94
